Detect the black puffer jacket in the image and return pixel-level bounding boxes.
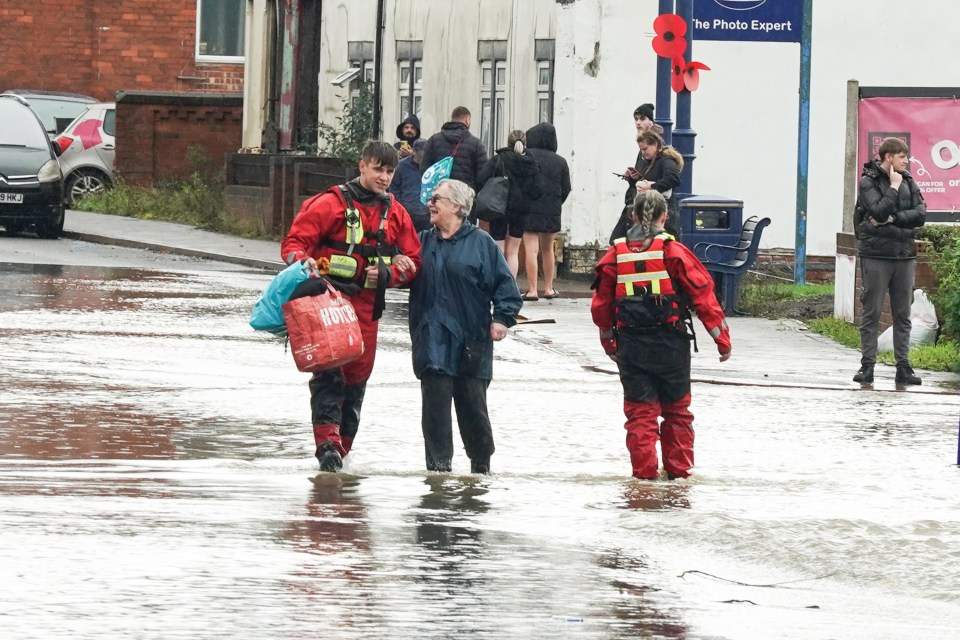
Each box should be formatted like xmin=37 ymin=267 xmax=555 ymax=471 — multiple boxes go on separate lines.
xmin=421 ymin=122 xmax=489 ymax=189
xmin=523 ymin=122 xmax=571 ymax=234
xmin=856 ymin=159 xmax=925 ymax=259
xmin=476 ymin=146 xmax=542 ymax=218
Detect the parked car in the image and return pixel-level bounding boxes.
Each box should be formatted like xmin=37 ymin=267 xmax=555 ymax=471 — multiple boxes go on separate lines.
xmin=55 ymin=102 xmax=116 ymax=205
xmin=1 ymin=89 xmax=98 ymax=138
xmin=0 ymin=95 xmax=66 ymax=238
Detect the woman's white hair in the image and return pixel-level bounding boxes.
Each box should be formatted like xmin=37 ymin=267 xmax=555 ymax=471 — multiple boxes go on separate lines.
xmin=437 ymin=179 xmax=474 ymax=218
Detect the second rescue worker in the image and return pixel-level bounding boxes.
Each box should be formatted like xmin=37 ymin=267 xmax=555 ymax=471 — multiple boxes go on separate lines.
xmin=281 ymin=140 xmax=422 ymax=472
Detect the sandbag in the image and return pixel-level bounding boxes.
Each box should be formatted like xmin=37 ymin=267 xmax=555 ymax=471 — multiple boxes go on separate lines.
xmin=282 ymin=288 xmax=364 ymax=372
xmin=876 ymin=289 xmax=939 ymax=351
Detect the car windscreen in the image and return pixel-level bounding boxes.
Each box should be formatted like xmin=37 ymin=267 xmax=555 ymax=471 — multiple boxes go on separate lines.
xmin=23 ymin=98 xmax=92 ymax=134
xmin=0 ymin=102 xmax=50 ymax=148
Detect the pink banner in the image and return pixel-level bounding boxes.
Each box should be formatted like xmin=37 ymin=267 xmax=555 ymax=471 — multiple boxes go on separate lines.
xmin=859 ymin=97 xmax=960 ymax=212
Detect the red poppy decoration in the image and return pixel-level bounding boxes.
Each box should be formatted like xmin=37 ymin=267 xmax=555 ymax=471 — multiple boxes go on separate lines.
xmin=652 ymin=13 xmax=687 ymax=59
xmin=684 ymin=61 xmax=711 ymax=92
xmin=671 ymin=57 xmax=687 ymax=93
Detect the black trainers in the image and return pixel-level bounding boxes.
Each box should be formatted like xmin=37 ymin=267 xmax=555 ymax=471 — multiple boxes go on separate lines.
xmin=853 ymin=365 xmax=874 ymax=383
xmin=315 ymin=442 xmax=343 ymax=472
xmin=895 ymin=365 xmax=922 ymax=385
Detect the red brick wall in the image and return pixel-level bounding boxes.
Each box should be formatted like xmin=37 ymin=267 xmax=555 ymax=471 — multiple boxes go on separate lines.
xmin=0 ymin=1 xmax=243 ymax=101
xmin=117 ymin=92 xmax=243 ymax=186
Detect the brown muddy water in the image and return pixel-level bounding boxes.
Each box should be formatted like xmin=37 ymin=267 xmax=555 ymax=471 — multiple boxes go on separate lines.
xmin=1 ymin=261 xmax=959 ymax=639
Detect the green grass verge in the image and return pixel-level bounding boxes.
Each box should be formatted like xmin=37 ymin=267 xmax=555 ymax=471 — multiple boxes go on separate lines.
xmin=806 ymin=316 xmax=960 ymax=372
xmin=76 ymin=178 xmax=271 ymax=239
xmin=739 ymin=281 xmax=832 ymax=308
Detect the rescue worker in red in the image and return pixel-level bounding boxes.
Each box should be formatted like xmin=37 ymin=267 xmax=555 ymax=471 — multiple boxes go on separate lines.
xmin=591 ymin=190 xmax=731 ymax=480
xmin=281 ymin=140 xmax=422 ymax=472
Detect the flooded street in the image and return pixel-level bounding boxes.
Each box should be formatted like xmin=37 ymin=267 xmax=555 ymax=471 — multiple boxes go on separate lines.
xmin=2 ymin=244 xmax=960 ymax=639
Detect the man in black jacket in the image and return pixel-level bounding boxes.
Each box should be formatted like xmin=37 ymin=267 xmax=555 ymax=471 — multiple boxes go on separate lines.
xmin=853 ymin=137 xmax=926 ymax=385
xmin=421 ymin=106 xmax=488 ymax=190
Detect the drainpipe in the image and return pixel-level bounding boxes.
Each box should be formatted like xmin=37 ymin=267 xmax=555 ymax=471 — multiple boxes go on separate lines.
xmin=371 ymin=0 xmax=385 ymax=138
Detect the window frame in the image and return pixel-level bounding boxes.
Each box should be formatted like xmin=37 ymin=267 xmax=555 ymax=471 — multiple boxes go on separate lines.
xmin=195 ymin=0 xmax=246 ymax=63
xmin=537 ymin=60 xmax=554 ymax=124
xmin=398 ymin=59 xmax=423 ymax=121
xmin=480 ymin=59 xmax=507 ymax=154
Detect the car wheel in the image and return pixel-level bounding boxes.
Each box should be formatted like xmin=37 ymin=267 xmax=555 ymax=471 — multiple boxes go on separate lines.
xmin=36 ymin=205 xmax=65 ymax=239
xmin=66 ymin=169 xmax=111 ymax=206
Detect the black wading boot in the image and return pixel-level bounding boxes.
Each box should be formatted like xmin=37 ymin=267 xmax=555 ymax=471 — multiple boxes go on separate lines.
xmin=853 ymin=365 xmax=874 ymax=383
xmin=470 ymin=459 xmax=490 ymax=474
xmin=895 ymin=365 xmax=922 ymax=385
xmin=315 ymin=441 xmax=343 ymax=472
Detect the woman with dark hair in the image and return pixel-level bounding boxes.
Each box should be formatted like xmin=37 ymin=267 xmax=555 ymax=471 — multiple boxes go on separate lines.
xmin=610 ymin=131 xmax=684 ymax=243
xmin=592 ymin=190 xmax=731 ymax=480
xmin=476 ymin=129 xmax=542 ymax=276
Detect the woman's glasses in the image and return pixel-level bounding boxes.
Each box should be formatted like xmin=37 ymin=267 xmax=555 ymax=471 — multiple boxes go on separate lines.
xmin=428 ymin=194 xmax=451 ymax=205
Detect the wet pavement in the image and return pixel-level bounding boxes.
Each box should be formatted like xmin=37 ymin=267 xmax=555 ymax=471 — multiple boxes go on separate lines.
xmin=0 ymin=212 xmax=957 ymax=639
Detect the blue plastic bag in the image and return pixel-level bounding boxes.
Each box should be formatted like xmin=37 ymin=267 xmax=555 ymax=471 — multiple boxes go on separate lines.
xmin=249 ymin=261 xmax=312 ymax=333
xmin=420 ymin=155 xmax=454 ymax=204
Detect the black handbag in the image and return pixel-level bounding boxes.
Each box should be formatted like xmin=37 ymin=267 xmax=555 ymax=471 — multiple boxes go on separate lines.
xmin=473 ymin=157 xmax=508 ymax=222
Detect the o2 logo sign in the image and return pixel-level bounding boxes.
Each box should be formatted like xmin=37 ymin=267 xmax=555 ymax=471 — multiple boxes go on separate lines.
xmin=932 ymin=140 xmax=960 ymax=170
xmin=714 ymin=0 xmax=768 ymax=9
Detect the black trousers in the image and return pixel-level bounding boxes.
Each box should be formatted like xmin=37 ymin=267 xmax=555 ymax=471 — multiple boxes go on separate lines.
xmin=617 ymin=329 xmax=691 ymax=404
xmin=420 ymin=371 xmax=494 ymax=471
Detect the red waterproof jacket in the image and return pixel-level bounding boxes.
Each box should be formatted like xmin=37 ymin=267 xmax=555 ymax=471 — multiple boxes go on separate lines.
xmin=281 ymin=186 xmax=422 ymax=297
xmin=592 ymin=233 xmax=731 ymax=355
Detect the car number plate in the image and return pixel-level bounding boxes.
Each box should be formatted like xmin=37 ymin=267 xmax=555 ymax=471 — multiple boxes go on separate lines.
xmin=0 ymin=192 xmax=24 ymax=204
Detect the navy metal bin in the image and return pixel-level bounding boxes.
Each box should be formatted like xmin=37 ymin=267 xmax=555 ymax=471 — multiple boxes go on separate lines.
xmin=677 ymin=195 xmax=744 ymax=253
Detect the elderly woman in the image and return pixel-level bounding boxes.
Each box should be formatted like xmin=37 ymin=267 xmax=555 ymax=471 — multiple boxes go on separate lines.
xmin=408 ymin=179 xmax=523 ymax=474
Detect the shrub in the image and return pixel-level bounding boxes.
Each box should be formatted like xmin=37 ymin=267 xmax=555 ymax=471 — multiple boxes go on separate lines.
xmin=929 ymin=232 xmax=960 ymax=340
xmin=76 ymin=144 xmax=227 ymax=231
xmin=309 ymin=83 xmax=373 ymax=165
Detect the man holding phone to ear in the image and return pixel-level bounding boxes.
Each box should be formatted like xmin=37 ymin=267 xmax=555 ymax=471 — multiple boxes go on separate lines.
xmin=853 ymin=137 xmax=926 ymax=385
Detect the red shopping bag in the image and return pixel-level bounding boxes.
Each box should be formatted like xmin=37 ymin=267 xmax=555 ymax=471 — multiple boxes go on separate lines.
xmin=282 ymin=289 xmax=364 ymax=372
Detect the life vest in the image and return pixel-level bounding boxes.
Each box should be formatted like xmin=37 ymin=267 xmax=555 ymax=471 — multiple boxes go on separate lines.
xmin=612 ymin=232 xmax=687 ymax=330
xmin=319 ymin=185 xmax=397 ymax=288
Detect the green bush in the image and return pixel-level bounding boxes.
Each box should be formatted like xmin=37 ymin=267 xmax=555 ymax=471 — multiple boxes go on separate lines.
xmin=926 ymin=232 xmax=960 ymax=340
xmin=307 ymin=83 xmax=374 ymax=164
xmin=917 ymin=224 xmax=960 ymax=253
xmin=77 ymin=144 xmax=231 ymax=232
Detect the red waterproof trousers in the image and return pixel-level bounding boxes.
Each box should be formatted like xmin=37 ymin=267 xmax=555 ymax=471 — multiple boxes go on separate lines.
xmin=617 ymin=330 xmax=695 ymax=479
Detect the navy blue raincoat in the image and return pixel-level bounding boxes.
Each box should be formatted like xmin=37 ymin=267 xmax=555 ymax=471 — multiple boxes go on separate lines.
xmin=409 ymin=221 xmax=522 ymax=380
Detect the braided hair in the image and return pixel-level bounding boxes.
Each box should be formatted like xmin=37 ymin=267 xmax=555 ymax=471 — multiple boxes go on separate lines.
xmin=632 ymin=190 xmax=668 ymax=237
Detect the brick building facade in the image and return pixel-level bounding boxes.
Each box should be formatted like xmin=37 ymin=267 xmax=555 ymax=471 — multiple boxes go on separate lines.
xmin=0 ymin=1 xmax=243 ymax=101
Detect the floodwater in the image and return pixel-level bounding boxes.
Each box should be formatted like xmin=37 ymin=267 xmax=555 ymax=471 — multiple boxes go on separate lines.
xmin=1 ymin=260 xmax=960 ymax=639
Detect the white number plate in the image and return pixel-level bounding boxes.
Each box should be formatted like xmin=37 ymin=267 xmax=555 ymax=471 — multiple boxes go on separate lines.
xmin=0 ymin=193 xmax=24 ymax=204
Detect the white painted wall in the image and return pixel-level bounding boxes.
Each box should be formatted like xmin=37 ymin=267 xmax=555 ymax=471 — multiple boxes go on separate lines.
xmin=556 ymin=0 xmax=960 ymax=256
xmin=318 ymin=0 xmax=554 ymax=145
xmin=243 ymin=0 xmax=960 ymax=257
